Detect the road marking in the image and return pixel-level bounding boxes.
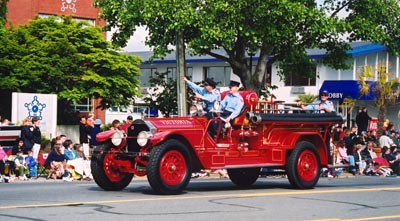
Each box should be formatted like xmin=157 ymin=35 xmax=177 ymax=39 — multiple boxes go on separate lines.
xmin=308 ymin=214 xmax=400 ymax=221
xmin=1 ymin=186 xmax=400 ymax=210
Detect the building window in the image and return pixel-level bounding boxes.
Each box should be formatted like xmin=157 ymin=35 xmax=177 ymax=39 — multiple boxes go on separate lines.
xmin=166 ymin=67 xmax=193 ymax=80
xmin=203 ymin=66 xmax=231 ymax=87
xmin=71 ymin=98 xmax=92 ymax=112
xmin=139 ymin=68 xmax=157 ymax=87
xmin=284 ymin=73 xmax=316 ymax=86
xmin=283 ymin=64 xmax=316 ymax=86
xmin=38 ymin=14 xmax=95 ymax=25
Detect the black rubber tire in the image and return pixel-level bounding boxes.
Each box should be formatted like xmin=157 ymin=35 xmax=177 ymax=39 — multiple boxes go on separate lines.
xmin=91 ymin=143 xmax=134 ymax=191
xmin=147 ymin=139 xmax=192 ymax=195
xmin=227 ymin=167 xmax=260 ymax=186
xmin=286 ymin=141 xmax=321 ymax=189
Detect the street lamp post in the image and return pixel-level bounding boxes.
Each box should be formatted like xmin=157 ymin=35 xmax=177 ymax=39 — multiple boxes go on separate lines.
xmin=176 ymin=31 xmax=187 ymax=116
xmin=248 ymin=51 xmax=256 ymax=74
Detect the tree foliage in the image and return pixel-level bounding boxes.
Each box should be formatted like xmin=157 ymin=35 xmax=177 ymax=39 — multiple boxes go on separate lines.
xmin=358 ymin=64 xmax=400 ymax=128
xmin=0 ymin=0 xmax=8 ymax=27
xmin=95 ymin=0 xmax=400 ymax=91
xmin=143 ymin=71 xmax=178 ymax=117
xmin=296 ymin=93 xmax=318 ymax=104
xmin=0 ymin=16 xmax=142 ymax=123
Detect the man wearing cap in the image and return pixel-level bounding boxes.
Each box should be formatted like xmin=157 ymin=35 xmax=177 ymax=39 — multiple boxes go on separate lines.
xmin=297 ymin=90 xmax=335 ymax=113
xmin=121 ymin=115 xmax=133 ymax=132
xmin=183 ymin=77 xmax=221 ymax=114
xmin=209 ymin=80 xmax=244 ymax=139
xmin=90 ymin=119 xmax=102 ymax=147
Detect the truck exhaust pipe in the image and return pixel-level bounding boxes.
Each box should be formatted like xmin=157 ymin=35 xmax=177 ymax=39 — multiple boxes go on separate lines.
xmin=246 ymin=112 xmax=262 ymax=124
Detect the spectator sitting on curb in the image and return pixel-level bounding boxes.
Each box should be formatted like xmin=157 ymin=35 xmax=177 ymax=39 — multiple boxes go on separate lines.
xmin=74 ymin=143 xmax=92 ymax=180
xmin=45 ymin=143 xmax=72 ymax=181
xmin=14 ymin=151 xmax=28 ymax=181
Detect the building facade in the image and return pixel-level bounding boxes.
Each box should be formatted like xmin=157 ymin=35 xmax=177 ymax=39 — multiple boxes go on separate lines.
xmin=6 ymin=0 xmax=104 ymax=28
xmin=6 ymin=0 xmax=107 ymax=123
xmin=131 ymin=42 xmax=400 ymax=128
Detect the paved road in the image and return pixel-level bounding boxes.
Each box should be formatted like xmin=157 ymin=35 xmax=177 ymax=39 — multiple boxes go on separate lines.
xmin=1 ymin=175 xmax=400 ymax=221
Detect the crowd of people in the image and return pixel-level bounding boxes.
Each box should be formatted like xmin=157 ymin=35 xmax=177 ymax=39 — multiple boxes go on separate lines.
xmin=0 ymin=114 xmax=107 ymax=183
xmin=328 ymin=107 xmax=400 ymax=177
xmin=44 ymin=137 xmax=93 ymax=182
xmin=1 ymin=86 xmax=400 ymax=183
xmin=41 ymin=113 xmax=113 ymax=182
xmin=0 ymin=117 xmax=43 ymax=182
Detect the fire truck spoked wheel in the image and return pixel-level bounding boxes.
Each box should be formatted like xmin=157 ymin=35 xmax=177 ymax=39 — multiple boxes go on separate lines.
xmin=286 ymin=141 xmax=321 ymax=189
xmin=91 ymin=142 xmax=134 ymax=191
xmin=147 ymin=139 xmax=192 ymax=195
xmin=227 ymin=167 xmax=260 ymax=187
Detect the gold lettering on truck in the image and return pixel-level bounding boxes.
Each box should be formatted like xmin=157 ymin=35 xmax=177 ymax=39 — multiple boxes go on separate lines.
xmin=160 ymin=120 xmax=192 ymax=125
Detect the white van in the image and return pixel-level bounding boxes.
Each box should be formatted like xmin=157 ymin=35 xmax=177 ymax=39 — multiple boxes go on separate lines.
xmin=105 ymin=105 xmax=157 ymax=124
xmin=105 ymin=106 xmax=140 ymax=124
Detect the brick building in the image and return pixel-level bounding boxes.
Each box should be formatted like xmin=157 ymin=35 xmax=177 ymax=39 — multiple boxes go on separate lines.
xmin=6 ymin=0 xmax=105 ymax=28
xmin=5 ymin=0 xmax=106 ymax=122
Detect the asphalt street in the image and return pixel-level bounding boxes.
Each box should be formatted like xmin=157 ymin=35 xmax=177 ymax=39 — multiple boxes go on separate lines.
xmin=1 ymin=174 xmax=400 ymax=221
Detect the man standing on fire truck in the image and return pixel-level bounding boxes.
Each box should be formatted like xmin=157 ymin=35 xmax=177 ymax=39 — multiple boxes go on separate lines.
xmin=183 ymin=76 xmax=221 ymax=117
xmin=209 ymin=80 xmax=244 ymax=139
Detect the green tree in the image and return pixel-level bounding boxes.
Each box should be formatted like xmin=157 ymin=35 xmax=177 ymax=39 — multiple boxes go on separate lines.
xmin=0 ymin=0 xmax=8 ymax=27
xmin=95 ymin=0 xmax=400 ymax=90
xmin=358 ymin=64 xmax=400 ymax=128
xmin=143 ymin=71 xmax=177 ymax=117
xmin=0 ymin=16 xmax=142 ymax=123
xmin=296 ymin=93 xmax=318 ymax=104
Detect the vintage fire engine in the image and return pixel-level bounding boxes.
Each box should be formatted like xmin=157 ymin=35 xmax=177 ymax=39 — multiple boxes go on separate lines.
xmin=91 ymin=90 xmax=343 ymax=194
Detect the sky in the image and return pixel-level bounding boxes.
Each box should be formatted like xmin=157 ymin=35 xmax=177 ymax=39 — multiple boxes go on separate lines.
xmin=108 ymin=26 xmax=150 ymax=52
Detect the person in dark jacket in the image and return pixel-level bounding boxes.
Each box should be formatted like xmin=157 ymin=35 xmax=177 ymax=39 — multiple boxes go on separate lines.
xmin=31 ymin=117 xmax=41 ymax=159
xmin=355 ymin=107 xmax=372 ymax=135
xmin=79 ymin=116 xmax=90 ymax=158
xmin=45 ymin=143 xmax=71 ymax=181
xmin=90 ymin=119 xmax=102 ymax=146
xmin=20 ymin=117 xmax=34 ymax=153
xmin=12 ymin=138 xmax=26 ymax=155
xmin=79 ymin=116 xmax=89 ymax=144
xmin=382 ymin=146 xmax=400 ymax=176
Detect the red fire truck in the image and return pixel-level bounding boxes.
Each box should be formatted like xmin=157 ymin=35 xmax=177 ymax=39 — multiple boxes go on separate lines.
xmin=91 ymin=90 xmax=343 ymax=194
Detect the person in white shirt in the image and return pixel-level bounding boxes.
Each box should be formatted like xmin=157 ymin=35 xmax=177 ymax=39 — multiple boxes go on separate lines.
xmin=378 ymin=129 xmax=394 ymax=148
xmin=297 ymin=90 xmax=335 ymax=113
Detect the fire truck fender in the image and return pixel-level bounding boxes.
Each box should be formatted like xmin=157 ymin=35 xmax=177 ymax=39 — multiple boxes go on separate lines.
xmin=149 ymin=131 xmax=174 ymax=145
xmin=282 ymin=132 xmax=327 ymax=166
xmin=149 ymin=133 xmax=203 ymax=172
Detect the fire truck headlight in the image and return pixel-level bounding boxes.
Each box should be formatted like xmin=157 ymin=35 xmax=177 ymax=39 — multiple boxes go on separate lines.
xmin=111 ymin=130 xmax=124 ymax=146
xmin=137 ymin=131 xmax=151 ymax=147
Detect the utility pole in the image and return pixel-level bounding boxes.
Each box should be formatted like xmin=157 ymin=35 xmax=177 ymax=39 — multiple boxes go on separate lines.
xmin=176 ymin=31 xmax=187 ymax=116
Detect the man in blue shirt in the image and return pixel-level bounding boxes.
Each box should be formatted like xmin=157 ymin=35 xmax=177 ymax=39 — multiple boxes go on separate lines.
xmin=297 ymin=90 xmax=335 ymax=113
xmin=183 ymin=77 xmax=221 ymax=114
xmin=209 ymin=80 xmax=244 ymax=139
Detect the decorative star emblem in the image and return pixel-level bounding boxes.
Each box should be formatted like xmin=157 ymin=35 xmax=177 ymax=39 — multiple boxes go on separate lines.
xmin=24 ymin=96 xmax=47 ymax=120
xmin=61 ymin=0 xmax=77 ymax=13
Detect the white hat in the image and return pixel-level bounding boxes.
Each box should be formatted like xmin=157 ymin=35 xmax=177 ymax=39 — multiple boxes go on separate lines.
xmin=94 ymin=119 xmax=102 ymax=125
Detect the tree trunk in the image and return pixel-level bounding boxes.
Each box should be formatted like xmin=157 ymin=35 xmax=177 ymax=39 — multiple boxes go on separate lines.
xmin=231 ymin=57 xmax=264 ymax=91
xmin=377 ymin=103 xmax=386 ymax=129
